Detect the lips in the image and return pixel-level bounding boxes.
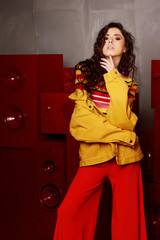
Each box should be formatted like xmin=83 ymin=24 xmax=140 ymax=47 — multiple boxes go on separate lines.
xmin=107 ymin=45 xmax=114 ymax=50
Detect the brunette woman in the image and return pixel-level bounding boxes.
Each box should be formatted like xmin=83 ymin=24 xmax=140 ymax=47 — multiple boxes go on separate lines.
xmin=53 ymin=22 xmax=147 ymax=240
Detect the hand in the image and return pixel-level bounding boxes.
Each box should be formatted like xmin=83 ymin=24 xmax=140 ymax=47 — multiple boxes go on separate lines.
xmin=132 ymin=136 xmax=139 ymax=149
xmin=100 ymin=55 xmax=115 ymax=72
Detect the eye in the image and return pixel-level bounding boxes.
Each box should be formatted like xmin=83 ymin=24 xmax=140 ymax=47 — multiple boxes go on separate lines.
xmin=115 ymin=37 xmax=121 ymax=40
xmin=105 ymin=36 xmax=109 ymax=40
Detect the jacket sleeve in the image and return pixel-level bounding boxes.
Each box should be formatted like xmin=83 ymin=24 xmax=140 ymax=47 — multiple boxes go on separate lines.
xmin=128 ymin=80 xmax=137 ymax=108
xmin=104 ymin=69 xmax=138 ymax=131
xmin=69 ymin=68 xmax=136 ymax=147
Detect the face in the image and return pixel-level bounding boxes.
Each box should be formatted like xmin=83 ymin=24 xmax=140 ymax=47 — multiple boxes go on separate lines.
xmin=102 ymin=27 xmax=126 ymax=58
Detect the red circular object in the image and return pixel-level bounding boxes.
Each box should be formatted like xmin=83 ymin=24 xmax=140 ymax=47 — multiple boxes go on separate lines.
xmin=40 ymin=184 xmax=61 ymax=209
xmin=44 ymin=161 xmax=55 ymax=175
xmin=5 ymin=71 xmax=25 ymax=91
xmin=4 ymin=108 xmax=25 ymax=130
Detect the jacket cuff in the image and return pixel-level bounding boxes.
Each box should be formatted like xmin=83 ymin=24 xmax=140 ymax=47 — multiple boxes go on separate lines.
xmin=103 ymin=69 xmax=121 ymax=82
xmin=123 ymin=131 xmax=136 ymax=147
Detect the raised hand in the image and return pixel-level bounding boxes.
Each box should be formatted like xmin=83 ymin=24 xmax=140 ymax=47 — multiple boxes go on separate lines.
xmin=100 ymin=55 xmax=115 ymax=73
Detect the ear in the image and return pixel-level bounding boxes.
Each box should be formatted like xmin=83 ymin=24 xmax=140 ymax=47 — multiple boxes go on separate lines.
xmin=123 ymin=47 xmax=126 ymax=53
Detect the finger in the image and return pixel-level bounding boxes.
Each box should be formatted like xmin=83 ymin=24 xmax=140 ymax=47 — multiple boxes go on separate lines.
xmin=101 ymin=57 xmax=112 ymax=64
xmin=109 ymin=55 xmax=114 ymax=65
xmin=100 ymin=60 xmax=112 ymax=67
xmin=100 ymin=63 xmax=108 ymax=71
xmin=100 ymin=62 xmax=114 ymax=72
xmin=100 ymin=63 xmax=113 ymax=72
xmin=101 ymin=57 xmax=114 ymax=68
xmin=101 ymin=64 xmax=112 ymax=72
xmin=100 ymin=59 xmax=113 ymax=69
xmin=100 ymin=61 xmax=113 ymax=69
xmin=109 ymin=56 xmax=115 ymax=68
xmin=100 ymin=63 xmax=110 ymax=70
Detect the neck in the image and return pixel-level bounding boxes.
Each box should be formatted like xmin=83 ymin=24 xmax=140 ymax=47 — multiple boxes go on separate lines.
xmin=112 ymin=56 xmax=121 ymax=68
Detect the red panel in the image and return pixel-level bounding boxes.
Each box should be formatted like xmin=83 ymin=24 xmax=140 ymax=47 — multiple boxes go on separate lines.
xmin=144 ymin=182 xmax=160 ymax=206
xmin=1 ymin=148 xmax=36 ymax=240
xmin=138 ymin=128 xmax=154 ymax=182
xmin=0 ymin=55 xmax=38 ymax=148
xmin=63 ymin=68 xmax=75 ymax=93
xmin=154 ymin=110 xmax=160 ymax=183
xmin=144 ymin=182 xmax=160 ymax=240
xmin=151 ymin=60 xmax=160 ymax=109
xmin=36 ymin=139 xmax=66 ymax=240
xmin=37 ymin=54 xmax=64 ymax=93
xmin=40 ymin=93 xmax=74 ymax=134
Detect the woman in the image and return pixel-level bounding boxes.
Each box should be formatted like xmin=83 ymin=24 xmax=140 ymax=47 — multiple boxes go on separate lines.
xmin=53 ymin=22 xmax=147 ymax=240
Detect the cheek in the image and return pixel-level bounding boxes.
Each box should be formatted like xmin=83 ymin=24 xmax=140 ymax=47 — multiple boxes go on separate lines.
xmin=118 ymin=43 xmax=125 ymax=53
xmin=102 ymin=45 xmax=105 ymax=55
xmin=102 ymin=43 xmax=108 ymax=53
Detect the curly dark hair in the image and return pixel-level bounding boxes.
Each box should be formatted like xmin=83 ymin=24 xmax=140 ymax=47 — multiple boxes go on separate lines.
xmin=75 ymin=22 xmax=137 ymax=91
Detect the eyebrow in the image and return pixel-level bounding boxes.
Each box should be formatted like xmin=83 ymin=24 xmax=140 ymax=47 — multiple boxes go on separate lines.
xmin=105 ymin=33 xmax=122 ymax=37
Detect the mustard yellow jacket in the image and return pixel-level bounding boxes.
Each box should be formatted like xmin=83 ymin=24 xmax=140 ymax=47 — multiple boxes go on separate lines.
xmin=69 ymin=68 xmax=144 ymax=166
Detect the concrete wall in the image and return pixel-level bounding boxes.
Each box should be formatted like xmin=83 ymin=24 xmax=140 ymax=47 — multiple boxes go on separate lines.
xmin=1 ymin=0 xmax=160 ymax=128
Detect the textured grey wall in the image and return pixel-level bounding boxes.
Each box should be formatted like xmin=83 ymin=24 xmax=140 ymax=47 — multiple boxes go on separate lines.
xmin=0 ymin=0 xmax=160 ymax=128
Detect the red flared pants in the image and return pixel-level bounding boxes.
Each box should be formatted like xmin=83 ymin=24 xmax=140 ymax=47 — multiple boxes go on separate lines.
xmin=53 ymin=159 xmax=147 ymax=240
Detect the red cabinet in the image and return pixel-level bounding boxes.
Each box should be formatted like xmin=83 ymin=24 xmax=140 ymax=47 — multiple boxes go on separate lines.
xmin=0 ymin=54 xmax=68 ymax=240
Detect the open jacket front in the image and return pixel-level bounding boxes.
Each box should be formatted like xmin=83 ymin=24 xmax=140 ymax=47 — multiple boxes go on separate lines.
xmin=69 ymin=64 xmax=144 ymax=166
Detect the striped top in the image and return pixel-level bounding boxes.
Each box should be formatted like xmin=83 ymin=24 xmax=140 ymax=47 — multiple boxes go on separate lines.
xmin=75 ymin=72 xmax=137 ymax=115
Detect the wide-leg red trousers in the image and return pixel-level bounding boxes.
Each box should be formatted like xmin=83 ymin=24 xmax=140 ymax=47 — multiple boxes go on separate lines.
xmin=53 ymin=159 xmax=147 ymax=240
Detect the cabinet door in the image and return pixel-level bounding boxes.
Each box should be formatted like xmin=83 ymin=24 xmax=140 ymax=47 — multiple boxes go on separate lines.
xmin=1 ymin=148 xmax=36 ymax=240
xmin=138 ymin=128 xmax=154 ymax=182
xmin=151 ymin=60 xmax=160 ymax=109
xmin=154 ymin=110 xmax=160 ymax=183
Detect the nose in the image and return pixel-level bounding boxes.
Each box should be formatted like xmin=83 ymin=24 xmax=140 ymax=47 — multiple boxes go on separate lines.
xmin=109 ymin=38 xmax=112 ymax=43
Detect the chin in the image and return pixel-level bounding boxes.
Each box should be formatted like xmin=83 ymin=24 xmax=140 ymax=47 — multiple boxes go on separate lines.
xmin=106 ymin=53 xmax=113 ymax=57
